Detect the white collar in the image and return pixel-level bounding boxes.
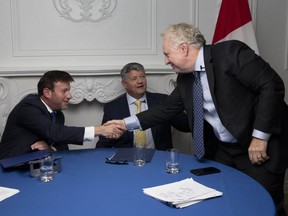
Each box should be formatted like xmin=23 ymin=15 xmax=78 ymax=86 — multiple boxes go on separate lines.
xmin=40 ymin=98 xmax=53 ymax=113
xmin=194 ymin=46 xmax=205 ymax=71
xmin=126 ymin=93 xmax=147 ymax=105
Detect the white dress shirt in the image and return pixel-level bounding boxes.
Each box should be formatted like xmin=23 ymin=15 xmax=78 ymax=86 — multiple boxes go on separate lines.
xmin=195 ymin=47 xmax=270 ymax=142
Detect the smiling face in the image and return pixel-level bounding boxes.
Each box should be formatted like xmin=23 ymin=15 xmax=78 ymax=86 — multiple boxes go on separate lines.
xmin=162 ymin=36 xmax=198 ymax=74
xmin=42 ymin=81 xmax=72 ymax=111
xmin=121 ymin=69 xmax=147 ymax=99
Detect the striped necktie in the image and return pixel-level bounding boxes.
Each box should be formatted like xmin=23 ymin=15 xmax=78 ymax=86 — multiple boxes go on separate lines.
xmin=193 ymin=71 xmax=205 ymax=159
xmin=134 ymin=100 xmax=146 ymax=147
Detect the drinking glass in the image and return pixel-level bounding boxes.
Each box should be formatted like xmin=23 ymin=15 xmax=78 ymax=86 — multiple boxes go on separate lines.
xmin=166 ymin=148 xmax=179 ymax=174
xmin=40 ymin=156 xmax=54 ymax=182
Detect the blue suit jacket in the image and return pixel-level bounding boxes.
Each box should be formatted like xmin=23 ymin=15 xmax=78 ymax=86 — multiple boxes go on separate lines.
xmin=0 ymin=94 xmax=85 ymax=159
xmin=96 ymin=92 xmax=189 ymax=150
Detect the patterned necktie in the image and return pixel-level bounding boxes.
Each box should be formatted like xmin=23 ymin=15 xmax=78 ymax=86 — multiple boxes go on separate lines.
xmin=134 ymin=100 xmax=146 ymax=147
xmin=50 ymin=111 xmax=57 ymax=123
xmin=193 ymin=71 xmax=205 ymax=159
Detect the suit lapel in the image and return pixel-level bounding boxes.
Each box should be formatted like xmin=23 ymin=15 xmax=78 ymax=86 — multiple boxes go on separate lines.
xmin=176 ymin=73 xmax=194 ymax=131
xmin=145 ymin=92 xmax=157 ymax=139
xmin=119 ymin=95 xmax=131 ymax=117
xmin=145 ymin=92 xmax=154 ymax=108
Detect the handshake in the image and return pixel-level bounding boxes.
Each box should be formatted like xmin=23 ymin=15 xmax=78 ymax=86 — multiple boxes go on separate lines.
xmin=96 ymin=120 xmax=127 ymax=139
xmin=31 ymin=120 xmax=127 ymax=152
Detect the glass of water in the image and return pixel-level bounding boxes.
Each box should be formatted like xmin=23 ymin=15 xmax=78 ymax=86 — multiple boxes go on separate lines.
xmin=40 ymin=156 xmax=54 ymax=182
xmin=166 ymin=148 xmax=179 ymax=174
xmin=133 ymin=144 xmax=146 ymax=167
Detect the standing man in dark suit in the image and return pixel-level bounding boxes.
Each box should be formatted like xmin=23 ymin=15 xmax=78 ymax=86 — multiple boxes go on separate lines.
xmin=0 ymin=70 xmax=122 ymax=160
xmin=107 ymin=23 xmax=288 ymax=215
xmin=97 ymin=62 xmax=189 ymax=150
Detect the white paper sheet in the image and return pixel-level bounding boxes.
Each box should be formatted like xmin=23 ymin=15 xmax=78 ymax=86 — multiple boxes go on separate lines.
xmin=0 ymin=186 xmax=20 ymax=202
xmin=143 ymin=178 xmax=222 ymax=208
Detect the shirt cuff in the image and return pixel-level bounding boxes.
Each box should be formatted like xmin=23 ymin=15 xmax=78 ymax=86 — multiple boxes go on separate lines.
xmin=124 ymin=115 xmax=142 ymax=131
xmin=84 ymin=126 xmax=95 ymax=141
xmin=252 ymin=129 xmax=271 ymax=141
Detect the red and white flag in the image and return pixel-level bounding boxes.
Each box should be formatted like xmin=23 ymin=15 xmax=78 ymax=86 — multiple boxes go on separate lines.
xmin=212 ymin=0 xmax=259 ymax=55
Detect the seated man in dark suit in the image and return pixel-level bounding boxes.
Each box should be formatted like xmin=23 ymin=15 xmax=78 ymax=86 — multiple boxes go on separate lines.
xmin=96 ymin=62 xmax=189 ymax=150
xmin=0 ymin=70 xmax=122 ymax=159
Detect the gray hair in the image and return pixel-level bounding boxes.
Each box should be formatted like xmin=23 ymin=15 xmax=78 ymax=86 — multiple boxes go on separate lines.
xmin=120 ymin=62 xmax=146 ymax=80
xmin=161 ymin=23 xmax=206 ymax=49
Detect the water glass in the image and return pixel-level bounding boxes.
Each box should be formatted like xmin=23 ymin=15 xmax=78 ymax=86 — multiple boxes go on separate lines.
xmin=166 ymin=148 xmax=179 ymax=174
xmin=133 ymin=144 xmax=146 ymax=167
xmin=40 ymin=156 xmax=54 ymax=182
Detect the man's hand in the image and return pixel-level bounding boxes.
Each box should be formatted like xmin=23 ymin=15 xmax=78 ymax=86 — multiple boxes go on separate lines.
xmin=248 ymin=137 xmax=270 ymax=165
xmin=104 ymin=120 xmax=127 ymax=131
xmin=95 ymin=122 xmax=124 ymax=139
xmin=31 ymin=141 xmax=53 ymax=152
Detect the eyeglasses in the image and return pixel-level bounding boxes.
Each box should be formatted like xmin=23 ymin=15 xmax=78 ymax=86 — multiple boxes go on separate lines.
xmin=105 ymin=157 xmax=128 ymax=165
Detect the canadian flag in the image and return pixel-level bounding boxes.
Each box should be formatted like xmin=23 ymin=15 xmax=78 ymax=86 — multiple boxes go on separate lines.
xmin=212 ymin=0 xmax=259 ymax=55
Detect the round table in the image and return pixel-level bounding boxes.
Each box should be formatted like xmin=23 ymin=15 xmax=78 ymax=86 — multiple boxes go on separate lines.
xmin=0 ymin=149 xmax=276 ymax=216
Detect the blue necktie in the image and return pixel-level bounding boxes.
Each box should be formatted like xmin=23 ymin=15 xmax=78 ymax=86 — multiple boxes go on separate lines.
xmin=50 ymin=111 xmax=57 ymax=123
xmin=193 ymin=71 xmax=205 ymax=159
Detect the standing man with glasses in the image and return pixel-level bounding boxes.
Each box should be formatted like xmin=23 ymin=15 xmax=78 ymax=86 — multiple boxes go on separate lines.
xmin=0 ymin=70 xmax=123 ymax=160
xmin=97 ymin=62 xmax=189 ymax=150
xmin=106 ymin=23 xmax=288 ymax=216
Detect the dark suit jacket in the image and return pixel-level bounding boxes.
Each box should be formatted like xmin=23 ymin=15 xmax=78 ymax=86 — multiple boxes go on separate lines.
xmin=0 ymin=94 xmax=85 ymax=159
xmin=96 ymin=92 xmax=189 ymax=150
xmin=137 ymin=40 xmax=288 ymax=173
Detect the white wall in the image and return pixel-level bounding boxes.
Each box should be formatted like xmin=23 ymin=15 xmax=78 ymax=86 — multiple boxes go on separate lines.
xmin=256 ymin=0 xmax=288 ymax=102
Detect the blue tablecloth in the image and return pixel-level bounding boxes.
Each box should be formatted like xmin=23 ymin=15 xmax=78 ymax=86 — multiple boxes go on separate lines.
xmin=0 ymin=149 xmax=276 ymax=216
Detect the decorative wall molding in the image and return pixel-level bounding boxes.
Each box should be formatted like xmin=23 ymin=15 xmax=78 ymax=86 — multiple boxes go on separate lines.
xmin=0 ymin=66 xmax=173 ymax=77
xmin=0 ymin=73 xmax=177 ymax=107
xmin=11 ymin=0 xmax=156 ymax=57
xmin=69 ymin=74 xmax=177 ymax=104
xmin=70 ymin=77 xmax=124 ymax=103
xmin=213 ymin=0 xmax=222 ymax=29
xmin=249 ymin=0 xmax=258 ymax=33
xmin=285 ymin=11 xmax=288 ymax=71
xmin=0 ymin=79 xmax=10 ymax=138
xmin=52 ymin=0 xmax=118 ymax=23
xmin=191 ymin=0 xmax=199 ymax=27
xmin=0 ymin=79 xmax=9 ymax=101
xmin=0 ymin=103 xmax=9 ymax=139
